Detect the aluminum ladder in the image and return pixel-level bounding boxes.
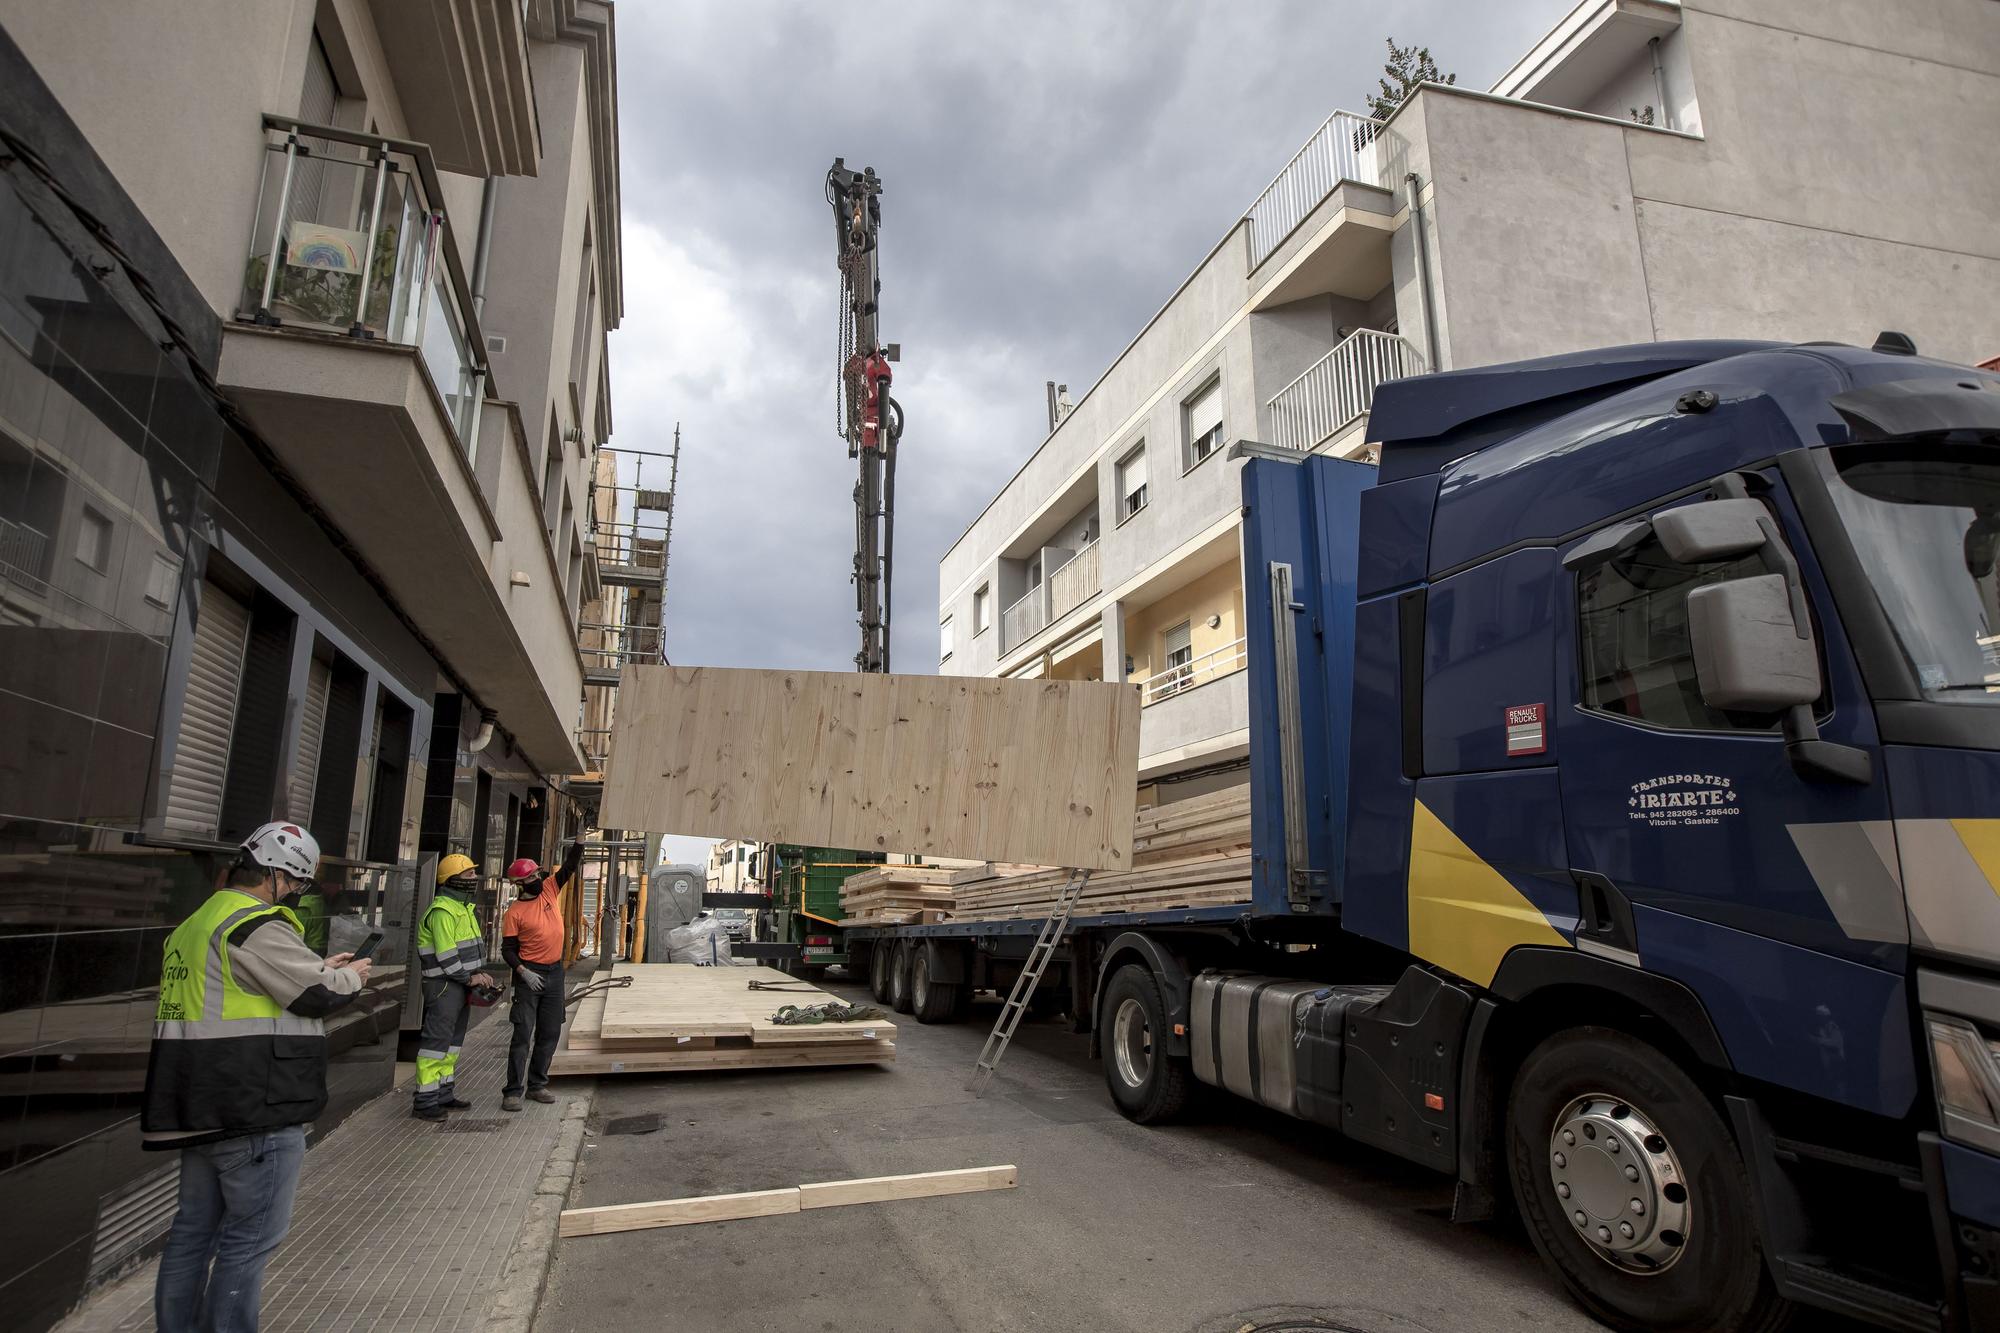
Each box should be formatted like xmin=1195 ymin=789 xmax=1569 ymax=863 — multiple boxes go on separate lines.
xmin=966 ymin=868 xmax=1091 ymax=1097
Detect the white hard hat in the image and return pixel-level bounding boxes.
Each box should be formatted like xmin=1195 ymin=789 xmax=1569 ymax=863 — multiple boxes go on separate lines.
xmin=241 ymin=821 xmax=320 ymax=881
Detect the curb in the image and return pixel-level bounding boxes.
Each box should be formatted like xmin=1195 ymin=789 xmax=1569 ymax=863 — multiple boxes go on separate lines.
xmin=487 ymin=1093 xmax=594 ymax=1333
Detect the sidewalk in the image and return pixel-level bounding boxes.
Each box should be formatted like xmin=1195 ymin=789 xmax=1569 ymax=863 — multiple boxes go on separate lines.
xmin=57 ymin=1012 xmax=591 ymax=1333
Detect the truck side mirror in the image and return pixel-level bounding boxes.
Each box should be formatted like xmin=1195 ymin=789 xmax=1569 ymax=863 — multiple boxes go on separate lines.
xmin=1685 ymin=575 xmax=1822 ymax=710
xmin=1651 ymin=498 xmax=1770 ymax=563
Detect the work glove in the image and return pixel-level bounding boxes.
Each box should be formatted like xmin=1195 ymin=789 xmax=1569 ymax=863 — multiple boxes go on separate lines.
xmin=516 ymin=966 xmax=546 ymax=994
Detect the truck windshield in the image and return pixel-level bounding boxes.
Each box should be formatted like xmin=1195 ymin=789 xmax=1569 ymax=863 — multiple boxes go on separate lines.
xmin=1827 ymin=446 xmax=2000 ymax=701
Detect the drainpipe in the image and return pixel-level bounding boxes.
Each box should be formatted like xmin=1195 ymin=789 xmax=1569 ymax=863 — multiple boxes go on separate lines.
xmin=1649 ymin=37 xmax=1674 ymax=131
xmin=470 ymin=178 xmax=500 ymax=319
xmin=467 ymin=710 xmax=498 ymax=755
xmin=1405 ymin=172 xmax=1443 ymax=370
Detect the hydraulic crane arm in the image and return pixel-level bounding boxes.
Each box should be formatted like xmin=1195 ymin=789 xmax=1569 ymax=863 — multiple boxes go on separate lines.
xmin=828 ymin=158 xmax=903 ymax=673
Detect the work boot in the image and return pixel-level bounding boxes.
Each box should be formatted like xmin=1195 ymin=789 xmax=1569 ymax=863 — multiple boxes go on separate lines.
xmin=528 ymin=1088 xmax=558 ymax=1104
xmin=413 ymin=1104 xmax=447 ymax=1122
xmin=502 ymin=1094 xmax=524 ymax=1112
xmin=441 ymin=1096 xmax=473 ymax=1111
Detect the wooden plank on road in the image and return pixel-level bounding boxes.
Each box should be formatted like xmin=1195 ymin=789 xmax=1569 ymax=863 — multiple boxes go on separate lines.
xmin=558 ymin=1187 xmax=801 ymax=1237
xmin=598 ymin=666 xmax=1140 ymax=870
xmin=797 ymin=1164 xmax=1018 ymax=1210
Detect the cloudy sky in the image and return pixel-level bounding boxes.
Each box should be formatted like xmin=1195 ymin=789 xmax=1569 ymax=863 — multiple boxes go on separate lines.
xmin=610 ymin=0 xmax=1573 ymax=866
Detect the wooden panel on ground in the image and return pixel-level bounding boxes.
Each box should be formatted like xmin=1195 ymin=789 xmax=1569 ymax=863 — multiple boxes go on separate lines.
xmin=797 ymin=1165 xmax=1018 ymax=1210
xmin=598 ymin=665 xmax=1141 ymax=869
xmin=546 ymin=1041 xmax=895 ymax=1077
xmin=559 ymin=1187 xmax=801 ymax=1238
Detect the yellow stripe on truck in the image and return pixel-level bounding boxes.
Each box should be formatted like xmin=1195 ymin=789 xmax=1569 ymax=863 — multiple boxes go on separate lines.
xmin=1948 ymin=819 xmax=2000 ymax=901
xmin=1407 ymin=799 xmax=1570 ymax=988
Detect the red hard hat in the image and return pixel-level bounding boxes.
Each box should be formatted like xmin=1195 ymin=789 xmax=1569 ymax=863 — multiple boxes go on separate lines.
xmin=505 ymin=857 xmax=541 ymax=884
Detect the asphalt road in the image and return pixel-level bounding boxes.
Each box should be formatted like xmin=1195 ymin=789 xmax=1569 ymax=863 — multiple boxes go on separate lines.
xmin=532 ymin=973 xmax=1630 ymax=1333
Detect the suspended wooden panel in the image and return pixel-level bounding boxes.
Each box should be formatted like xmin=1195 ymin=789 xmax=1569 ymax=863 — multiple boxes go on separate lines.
xmin=599 ymin=666 xmax=1141 ymax=870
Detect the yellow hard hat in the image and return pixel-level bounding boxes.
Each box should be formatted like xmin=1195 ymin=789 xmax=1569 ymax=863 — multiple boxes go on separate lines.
xmin=436 ymin=853 xmax=478 ymax=884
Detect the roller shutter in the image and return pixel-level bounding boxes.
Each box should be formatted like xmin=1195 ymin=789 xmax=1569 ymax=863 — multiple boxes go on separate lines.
xmin=289 ymin=654 xmax=332 ymax=826
xmin=163 ymin=581 xmax=249 ymax=836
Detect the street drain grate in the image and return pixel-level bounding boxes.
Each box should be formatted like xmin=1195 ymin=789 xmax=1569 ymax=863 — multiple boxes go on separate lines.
xmin=604 ymin=1113 xmax=663 ymax=1135
xmin=434 ymin=1119 xmax=502 ymax=1133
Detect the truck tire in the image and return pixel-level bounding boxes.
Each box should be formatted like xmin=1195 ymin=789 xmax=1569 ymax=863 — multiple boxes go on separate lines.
xmin=888 ymin=939 xmax=915 ymax=1014
xmin=910 ymin=944 xmax=963 ymax=1024
xmin=1099 ymin=964 xmax=1189 ymax=1124
xmin=868 ymin=941 xmax=893 ymax=1004
xmin=1506 ymin=1027 xmax=1790 ymax=1333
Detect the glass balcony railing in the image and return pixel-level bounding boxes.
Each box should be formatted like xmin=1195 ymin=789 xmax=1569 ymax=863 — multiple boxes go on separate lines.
xmin=237 ymin=115 xmax=487 ymax=450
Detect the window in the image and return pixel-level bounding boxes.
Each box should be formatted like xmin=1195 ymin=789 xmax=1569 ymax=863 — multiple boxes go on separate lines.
xmin=973 ymin=585 xmax=990 ymax=634
xmin=1117 ymin=445 xmax=1148 ymax=522
xmin=75 ymin=507 xmax=111 ymax=572
xmin=1577 ymin=530 xmax=1778 ymax=731
xmin=1183 ymin=378 xmax=1224 ymax=469
xmin=1162 ymin=621 xmax=1193 ymax=695
xmin=1027 ymin=558 xmax=1041 ymax=589
xmin=144 ymin=553 xmax=178 ymax=608
xmin=940 ymin=615 xmax=955 ymax=661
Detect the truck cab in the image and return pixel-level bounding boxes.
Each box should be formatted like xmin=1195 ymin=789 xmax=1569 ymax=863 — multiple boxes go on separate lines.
xmin=1142 ymin=338 xmax=2000 ymax=1331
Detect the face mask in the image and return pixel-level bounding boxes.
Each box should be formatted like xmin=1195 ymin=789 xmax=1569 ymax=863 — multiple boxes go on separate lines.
xmin=442 ymin=878 xmax=478 ymax=901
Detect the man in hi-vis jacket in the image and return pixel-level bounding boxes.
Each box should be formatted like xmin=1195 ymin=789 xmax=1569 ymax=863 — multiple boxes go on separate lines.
xmin=413 ymin=854 xmax=500 ymax=1120
xmin=143 ymin=822 xmax=371 ymax=1332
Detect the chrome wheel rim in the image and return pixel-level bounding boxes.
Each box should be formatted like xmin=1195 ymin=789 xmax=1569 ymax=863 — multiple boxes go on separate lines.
xmin=1548 ymin=1093 xmax=1691 ymax=1274
xmin=1112 ymin=997 xmax=1153 ymax=1089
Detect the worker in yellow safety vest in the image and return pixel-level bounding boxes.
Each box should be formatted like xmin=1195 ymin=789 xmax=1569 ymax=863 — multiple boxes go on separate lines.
xmin=143 ymin=821 xmax=370 ymax=1332
xmin=413 ymin=854 xmax=499 ymax=1121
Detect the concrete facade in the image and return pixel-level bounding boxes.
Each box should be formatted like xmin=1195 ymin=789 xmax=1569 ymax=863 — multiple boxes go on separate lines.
xmin=939 ymin=0 xmax=2000 ymax=791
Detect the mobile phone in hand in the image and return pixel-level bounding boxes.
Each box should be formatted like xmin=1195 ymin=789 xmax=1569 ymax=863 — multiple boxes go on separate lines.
xmin=351 ymin=931 xmax=385 ymax=962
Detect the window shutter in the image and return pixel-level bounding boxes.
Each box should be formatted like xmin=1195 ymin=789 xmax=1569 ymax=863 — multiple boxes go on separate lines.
xmin=290 ymin=655 xmax=332 ymax=825
xmin=164 ymin=581 xmax=250 ymax=837
xmin=1122 ymin=450 xmax=1148 ymax=496
xmin=1164 ymin=621 xmax=1192 ymax=661
xmin=1186 ymin=381 xmax=1223 ymax=442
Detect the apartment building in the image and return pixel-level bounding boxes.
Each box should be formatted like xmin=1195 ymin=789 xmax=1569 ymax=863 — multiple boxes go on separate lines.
xmin=938 ymin=0 xmax=1999 ymax=802
xmin=0 ymin=2 xmax=623 ymax=1324
xmin=708 ymin=838 xmax=757 ymax=894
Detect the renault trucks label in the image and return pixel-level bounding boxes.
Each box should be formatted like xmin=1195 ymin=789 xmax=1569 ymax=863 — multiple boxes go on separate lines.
xmin=1629 ymin=773 xmax=1741 ymax=827
xmin=1505 ymin=703 xmax=1547 ymax=756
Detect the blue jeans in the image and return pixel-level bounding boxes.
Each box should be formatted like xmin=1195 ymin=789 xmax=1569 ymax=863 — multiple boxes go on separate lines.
xmin=153 ymin=1125 xmax=306 ymax=1333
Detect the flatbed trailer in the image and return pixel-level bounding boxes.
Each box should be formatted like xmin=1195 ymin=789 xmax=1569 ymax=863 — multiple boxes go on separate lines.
xmin=852 ymin=338 xmax=2000 ymax=1333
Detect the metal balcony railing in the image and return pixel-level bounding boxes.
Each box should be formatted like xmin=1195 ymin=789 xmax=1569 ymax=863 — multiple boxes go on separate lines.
xmin=1137 ymin=637 xmax=1248 ymax=706
xmin=1245 ymin=109 xmax=1385 ymax=271
xmin=1048 ymin=542 xmax=1100 ymax=623
xmin=579 ymin=620 xmax=663 ymax=675
xmin=1001 ymin=583 xmax=1048 ymax=651
xmin=0 ymin=517 xmax=49 ymax=588
xmin=1266 ymin=329 xmax=1425 ymax=454
xmin=238 ymin=115 xmax=488 ymax=450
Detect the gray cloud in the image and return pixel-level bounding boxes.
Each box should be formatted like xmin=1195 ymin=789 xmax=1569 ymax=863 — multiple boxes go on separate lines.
xmin=608 ymin=0 xmax=1571 ymax=685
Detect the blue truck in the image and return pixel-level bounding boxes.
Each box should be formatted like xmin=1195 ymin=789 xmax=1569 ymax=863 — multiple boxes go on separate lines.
xmin=848 ymin=336 xmax=2000 ymax=1331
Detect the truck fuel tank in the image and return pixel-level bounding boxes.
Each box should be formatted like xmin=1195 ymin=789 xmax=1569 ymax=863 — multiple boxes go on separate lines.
xmin=1190 ymin=972 xmax=1390 ymax=1120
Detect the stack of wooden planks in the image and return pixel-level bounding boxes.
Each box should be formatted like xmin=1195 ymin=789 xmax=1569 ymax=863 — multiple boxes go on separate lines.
xmin=836 ymin=864 xmax=959 ymax=926
xmin=548 ymin=963 xmax=895 ymax=1077
xmin=946 ymin=786 xmax=1251 ymax=923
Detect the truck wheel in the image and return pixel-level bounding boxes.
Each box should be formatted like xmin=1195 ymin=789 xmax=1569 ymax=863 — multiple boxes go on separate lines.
xmin=868 ymin=941 xmax=893 ymax=1004
xmin=888 ymin=940 xmax=915 ymax=1014
xmin=1507 ymin=1027 xmax=1789 ymax=1333
xmin=910 ymin=945 xmax=962 ymax=1024
xmin=1099 ymin=964 xmax=1189 ymax=1124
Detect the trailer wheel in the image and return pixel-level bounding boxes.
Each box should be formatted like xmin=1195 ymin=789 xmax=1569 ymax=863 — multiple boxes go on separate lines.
xmin=868 ymin=940 xmax=893 ymax=1004
xmin=888 ymin=939 xmax=916 ymax=1014
xmin=1507 ymin=1027 xmax=1789 ymax=1333
xmin=1099 ymin=964 xmax=1189 ymax=1124
xmin=910 ymin=944 xmax=963 ymax=1024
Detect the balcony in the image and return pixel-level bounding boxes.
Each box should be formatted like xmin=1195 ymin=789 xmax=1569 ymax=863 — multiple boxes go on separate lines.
xmin=1266 ymin=329 xmax=1426 ymax=454
xmin=1001 ymin=541 xmax=1102 ymax=655
xmin=579 ymin=620 xmax=662 ymax=688
xmin=1135 ymin=654 xmax=1251 ymax=777
xmin=218 ymin=116 xmax=580 ymax=774
xmin=370 ymin=0 xmax=540 ymax=177
xmin=1246 ymin=110 xmax=1385 ymax=271
xmin=1049 ymin=541 xmax=1100 ymax=622
xmin=1001 ymin=582 xmax=1047 ymax=650
xmin=1136 ymin=637 xmax=1247 ymax=707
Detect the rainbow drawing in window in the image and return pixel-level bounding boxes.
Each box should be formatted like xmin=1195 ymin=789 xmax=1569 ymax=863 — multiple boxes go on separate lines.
xmin=285 ymin=224 xmax=365 ymax=273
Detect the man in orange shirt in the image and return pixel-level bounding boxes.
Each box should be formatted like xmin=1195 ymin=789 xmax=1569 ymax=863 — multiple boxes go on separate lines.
xmin=499 ymin=842 xmax=579 ymax=1111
